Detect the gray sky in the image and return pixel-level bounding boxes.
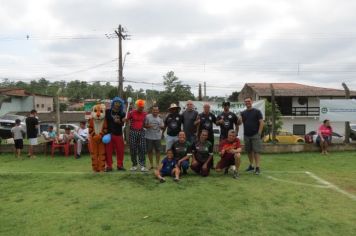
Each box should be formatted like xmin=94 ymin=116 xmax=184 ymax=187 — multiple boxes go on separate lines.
xmin=1 ymin=0 xmax=356 ymax=96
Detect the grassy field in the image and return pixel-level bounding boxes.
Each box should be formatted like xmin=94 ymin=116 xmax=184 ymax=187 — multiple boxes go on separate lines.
xmin=0 ymin=151 xmax=355 ymax=236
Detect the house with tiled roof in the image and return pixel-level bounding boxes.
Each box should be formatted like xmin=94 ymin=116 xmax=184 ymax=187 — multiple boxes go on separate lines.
xmin=0 ymin=88 xmax=54 ymax=116
xmin=238 ymin=83 xmax=356 ymax=135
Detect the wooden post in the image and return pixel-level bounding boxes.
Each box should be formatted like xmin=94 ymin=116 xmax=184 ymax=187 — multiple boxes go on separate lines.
xmin=342 ymin=82 xmax=350 ymax=143
xmin=270 ymin=84 xmax=276 ymax=142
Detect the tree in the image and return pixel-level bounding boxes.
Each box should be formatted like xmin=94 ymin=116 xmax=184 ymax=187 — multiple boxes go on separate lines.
xmin=157 ymin=71 xmax=195 ymax=110
xmin=228 ymin=91 xmax=240 ymax=101
xmin=263 ymin=100 xmax=283 ymax=142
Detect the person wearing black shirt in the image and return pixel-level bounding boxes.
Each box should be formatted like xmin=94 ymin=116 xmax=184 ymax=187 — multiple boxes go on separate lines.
xmin=216 ymin=101 xmax=240 ymax=140
xmin=240 ymin=97 xmax=264 ymax=175
xmin=162 ymin=103 xmax=183 ymax=151
xmin=190 ymin=130 xmax=214 ymax=177
xmin=196 ymin=103 xmax=217 ymax=146
xmin=25 ymin=109 xmax=38 ymax=159
xmin=105 ymin=97 xmax=126 ymax=171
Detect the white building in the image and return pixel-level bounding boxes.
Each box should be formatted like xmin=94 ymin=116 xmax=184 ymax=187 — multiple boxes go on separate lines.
xmin=238 ymin=83 xmax=356 ymax=136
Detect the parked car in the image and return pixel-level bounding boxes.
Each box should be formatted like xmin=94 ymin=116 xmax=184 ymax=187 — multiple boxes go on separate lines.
xmin=213 ymin=127 xmax=220 ymax=138
xmin=305 ymin=131 xmax=352 ymax=144
xmin=350 ymin=124 xmax=356 ymax=140
xmin=263 ymin=130 xmax=304 ymax=143
xmin=0 ymin=114 xmax=26 ymax=139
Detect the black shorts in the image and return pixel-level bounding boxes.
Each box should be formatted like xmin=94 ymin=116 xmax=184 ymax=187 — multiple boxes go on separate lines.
xmin=146 ymin=139 xmax=161 ymax=153
xmin=216 ymin=155 xmax=236 ymax=170
xmin=14 ymin=139 xmax=23 ymax=149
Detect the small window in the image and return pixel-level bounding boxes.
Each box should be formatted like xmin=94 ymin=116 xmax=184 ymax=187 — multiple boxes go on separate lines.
xmin=36 ymin=104 xmax=39 ymax=108
xmin=41 ymin=104 xmax=44 ymax=108
xmin=293 ymin=124 xmax=306 ymax=135
xmin=298 ymin=97 xmax=308 ymax=105
xmin=47 ymin=107 xmax=51 ymax=111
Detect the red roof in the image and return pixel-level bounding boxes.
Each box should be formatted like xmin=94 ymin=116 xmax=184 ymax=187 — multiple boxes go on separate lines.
xmin=245 ymin=83 xmax=356 ymax=97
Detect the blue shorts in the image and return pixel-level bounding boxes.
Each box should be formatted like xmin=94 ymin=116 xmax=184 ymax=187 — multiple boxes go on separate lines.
xmin=160 ymin=170 xmax=174 ymax=177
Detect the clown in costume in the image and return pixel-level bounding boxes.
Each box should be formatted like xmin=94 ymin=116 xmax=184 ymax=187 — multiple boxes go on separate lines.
xmin=88 ymin=104 xmax=108 ymax=172
xmin=126 ymin=99 xmax=148 ymax=172
xmin=105 ymin=97 xmax=126 ymax=171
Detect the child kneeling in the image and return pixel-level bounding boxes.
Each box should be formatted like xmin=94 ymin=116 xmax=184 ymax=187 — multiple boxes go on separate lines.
xmin=155 ymin=149 xmax=180 ymax=183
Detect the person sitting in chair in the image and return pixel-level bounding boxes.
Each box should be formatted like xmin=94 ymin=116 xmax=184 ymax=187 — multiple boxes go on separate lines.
xmin=74 ymin=121 xmax=88 ymax=158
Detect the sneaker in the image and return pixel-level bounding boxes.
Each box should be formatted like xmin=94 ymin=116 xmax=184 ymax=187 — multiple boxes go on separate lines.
xmin=140 ymin=166 xmax=149 ymax=172
xmin=105 ymin=167 xmax=113 ymax=172
xmin=254 ymin=167 xmax=261 ymax=175
xmin=130 ymin=166 xmax=138 ymax=171
xmin=159 ymin=178 xmax=166 ymax=183
xmin=174 ymin=177 xmax=180 ymax=182
xmin=233 ymin=170 xmax=239 ymax=179
xmin=245 ymin=165 xmax=254 ymax=172
xmin=117 ymin=167 xmax=126 ymax=171
xmin=75 ymin=154 xmax=81 ymax=159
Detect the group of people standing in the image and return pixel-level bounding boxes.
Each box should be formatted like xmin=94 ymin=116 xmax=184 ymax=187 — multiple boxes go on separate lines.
xmin=102 ymin=96 xmax=264 ymax=182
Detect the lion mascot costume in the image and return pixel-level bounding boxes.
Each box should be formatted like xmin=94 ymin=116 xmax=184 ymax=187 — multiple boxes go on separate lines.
xmin=88 ymin=104 xmax=108 ymax=172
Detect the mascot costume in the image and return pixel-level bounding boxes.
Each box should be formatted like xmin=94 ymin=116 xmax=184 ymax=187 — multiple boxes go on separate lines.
xmin=88 ymin=103 xmax=108 ymax=172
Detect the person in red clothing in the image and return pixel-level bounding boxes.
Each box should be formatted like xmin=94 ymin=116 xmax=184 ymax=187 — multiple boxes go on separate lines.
xmin=216 ymin=130 xmax=242 ymax=179
xmin=126 ymin=99 xmax=148 ymax=171
xmin=105 ymin=97 xmax=126 ymax=172
xmin=318 ymin=119 xmax=333 ymax=155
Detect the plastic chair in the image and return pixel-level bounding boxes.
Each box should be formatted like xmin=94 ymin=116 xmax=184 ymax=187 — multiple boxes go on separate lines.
xmin=51 ymin=141 xmax=70 ymax=157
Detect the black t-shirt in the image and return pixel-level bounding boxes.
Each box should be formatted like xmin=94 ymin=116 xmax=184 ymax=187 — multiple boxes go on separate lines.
xmin=25 ymin=116 xmax=38 ymax=138
xmin=217 ymin=111 xmax=238 ymax=139
xmin=172 ymin=140 xmax=192 ymax=161
xmin=197 ymin=112 xmax=216 ymax=142
xmin=164 ymin=113 xmax=183 ymax=136
xmin=191 ymin=140 xmax=213 ymax=163
xmin=105 ymin=109 xmax=126 ymax=135
xmin=240 ymin=108 xmax=263 ymax=137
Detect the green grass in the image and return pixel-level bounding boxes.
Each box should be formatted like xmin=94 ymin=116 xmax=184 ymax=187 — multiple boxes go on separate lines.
xmin=0 ymin=152 xmax=356 ymax=236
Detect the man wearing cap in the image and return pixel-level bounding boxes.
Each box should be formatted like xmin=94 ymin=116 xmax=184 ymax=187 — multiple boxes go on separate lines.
xmin=216 ymin=101 xmax=240 ymax=140
xmin=126 ymin=99 xmax=148 ymax=172
xmin=182 ymin=100 xmax=199 ymax=144
xmin=162 ymin=103 xmax=183 ymax=151
xmin=105 ymin=97 xmax=126 ymax=171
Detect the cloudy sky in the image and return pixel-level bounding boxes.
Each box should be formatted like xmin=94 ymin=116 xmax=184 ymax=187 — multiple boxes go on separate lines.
xmin=1 ymin=0 xmax=356 ymax=96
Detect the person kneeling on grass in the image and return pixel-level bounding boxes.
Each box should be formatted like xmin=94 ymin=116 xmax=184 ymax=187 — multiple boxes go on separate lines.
xmin=171 ymin=131 xmax=192 ymax=175
xmin=216 ymin=130 xmax=242 ymax=179
xmin=190 ymin=130 xmax=214 ymax=177
xmin=155 ymin=149 xmax=180 ymax=183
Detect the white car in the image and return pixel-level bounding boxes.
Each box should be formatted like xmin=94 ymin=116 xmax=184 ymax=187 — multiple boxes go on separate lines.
xmin=312 ymin=132 xmax=352 ymax=144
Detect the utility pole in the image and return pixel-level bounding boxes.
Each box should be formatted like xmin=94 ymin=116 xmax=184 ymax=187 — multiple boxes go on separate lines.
xmin=203 ymin=81 xmax=206 ymax=100
xmin=114 ymin=25 xmax=129 ymax=97
xmin=198 ymin=83 xmax=202 ymax=101
xmin=342 ymin=82 xmax=351 ymax=143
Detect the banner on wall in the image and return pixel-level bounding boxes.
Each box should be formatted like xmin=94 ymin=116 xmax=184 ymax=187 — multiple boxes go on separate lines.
xmin=319 ymin=99 xmax=356 ymax=122
xmin=179 ymin=100 xmax=265 ymax=118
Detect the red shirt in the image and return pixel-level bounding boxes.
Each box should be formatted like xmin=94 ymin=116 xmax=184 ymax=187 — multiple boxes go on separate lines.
xmin=318 ymin=124 xmax=332 ymax=137
xmin=219 ymin=138 xmax=241 ymax=158
xmin=127 ymin=110 xmax=147 ymax=130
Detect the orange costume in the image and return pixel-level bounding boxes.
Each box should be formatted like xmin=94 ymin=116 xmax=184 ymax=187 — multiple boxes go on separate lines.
xmin=88 ymin=104 xmax=108 ymax=172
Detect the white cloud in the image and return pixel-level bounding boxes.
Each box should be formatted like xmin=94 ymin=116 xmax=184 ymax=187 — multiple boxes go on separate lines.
xmin=1 ymin=0 xmax=356 ymax=95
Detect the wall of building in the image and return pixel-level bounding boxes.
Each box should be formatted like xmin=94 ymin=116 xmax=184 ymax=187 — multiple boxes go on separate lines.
xmin=282 ymin=116 xmax=346 ymax=135
xmin=34 ymin=96 xmax=53 ymax=112
xmin=0 ymin=96 xmax=33 ymax=116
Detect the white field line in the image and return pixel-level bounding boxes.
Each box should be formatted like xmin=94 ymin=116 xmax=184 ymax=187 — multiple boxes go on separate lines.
xmin=263 ymin=171 xmax=306 ymax=174
xmin=266 ymin=176 xmax=329 ymax=188
xmin=305 ymin=171 xmax=356 ymax=201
